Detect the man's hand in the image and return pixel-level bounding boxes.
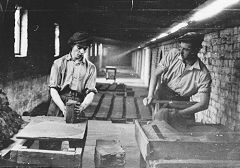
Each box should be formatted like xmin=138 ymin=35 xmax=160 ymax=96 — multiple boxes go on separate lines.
xmin=61 ymin=105 xmax=67 ymax=121
xmin=168 ymin=109 xmax=180 ymax=118
xmin=74 ymin=102 xmax=86 ymax=114
xmin=143 ymin=96 xmax=153 ymax=106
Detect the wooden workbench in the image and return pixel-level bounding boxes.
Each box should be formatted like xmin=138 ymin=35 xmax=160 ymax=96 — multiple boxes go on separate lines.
xmin=135 ymin=120 xmax=240 ymax=168
xmin=9 ymin=116 xmax=88 ymax=168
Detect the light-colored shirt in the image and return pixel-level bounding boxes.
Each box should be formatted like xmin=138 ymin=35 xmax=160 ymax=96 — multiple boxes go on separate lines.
xmin=49 ymin=53 xmax=97 ymax=93
xmin=158 ymin=48 xmax=211 ymax=97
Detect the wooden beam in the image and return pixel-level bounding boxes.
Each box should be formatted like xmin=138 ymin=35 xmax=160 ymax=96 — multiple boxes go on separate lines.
xmin=125 ymin=97 xmax=138 ymax=121
xmin=111 ymin=96 xmax=125 ymax=123
xmin=95 ymin=94 xmax=113 ymax=120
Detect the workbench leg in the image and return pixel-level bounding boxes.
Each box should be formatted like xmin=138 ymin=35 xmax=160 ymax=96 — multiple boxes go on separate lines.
xmin=140 ymin=153 xmax=146 ymax=168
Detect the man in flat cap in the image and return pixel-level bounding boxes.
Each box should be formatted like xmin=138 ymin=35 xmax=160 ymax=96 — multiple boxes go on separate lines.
xmin=47 ymin=32 xmax=97 ymax=120
xmin=143 ymin=32 xmax=211 ymax=126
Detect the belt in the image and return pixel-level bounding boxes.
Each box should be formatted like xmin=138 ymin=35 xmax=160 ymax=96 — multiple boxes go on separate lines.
xmin=60 ymin=87 xmax=85 ymax=100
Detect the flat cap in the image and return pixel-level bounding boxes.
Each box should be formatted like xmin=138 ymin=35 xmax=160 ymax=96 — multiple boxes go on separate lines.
xmin=67 ymin=32 xmax=89 ymax=47
xmin=177 ymin=32 xmax=204 ymax=48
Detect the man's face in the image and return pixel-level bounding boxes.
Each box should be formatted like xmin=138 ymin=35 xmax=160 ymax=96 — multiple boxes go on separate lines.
xmin=179 ymin=42 xmax=193 ymax=61
xmin=71 ymin=44 xmax=86 ymax=61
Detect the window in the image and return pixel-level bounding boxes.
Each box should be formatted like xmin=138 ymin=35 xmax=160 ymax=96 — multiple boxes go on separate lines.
xmin=94 ymin=43 xmax=98 ymax=56
xmin=14 ymin=6 xmax=28 ymax=57
xmin=54 ymin=23 xmax=60 ymax=57
xmin=99 ymin=43 xmax=103 ymax=57
xmin=89 ymin=44 xmax=93 ymax=56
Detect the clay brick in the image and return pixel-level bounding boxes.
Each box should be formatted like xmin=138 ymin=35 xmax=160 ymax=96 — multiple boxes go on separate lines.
xmin=95 ymin=139 xmax=126 ymax=168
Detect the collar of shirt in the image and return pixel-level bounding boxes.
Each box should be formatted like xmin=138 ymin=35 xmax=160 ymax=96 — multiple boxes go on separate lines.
xmin=177 ymin=54 xmax=201 ymax=70
xmin=66 ymin=53 xmax=86 ymax=65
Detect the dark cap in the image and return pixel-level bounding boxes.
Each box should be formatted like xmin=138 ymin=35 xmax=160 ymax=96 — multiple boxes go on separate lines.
xmin=67 ymin=32 xmax=89 ymax=47
xmin=177 ymin=32 xmax=204 ymax=49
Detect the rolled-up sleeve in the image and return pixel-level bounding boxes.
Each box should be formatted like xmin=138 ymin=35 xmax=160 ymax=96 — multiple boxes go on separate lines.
xmin=198 ymin=72 xmax=212 ymax=94
xmin=49 ymin=61 xmax=60 ymax=89
xmin=84 ymin=65 xmax=97 ymax=94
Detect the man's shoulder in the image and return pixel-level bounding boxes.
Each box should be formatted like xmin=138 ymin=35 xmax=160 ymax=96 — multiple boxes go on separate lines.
xmin=168 ymin=48 xmax=180 ymax=57
xmin=85 ymin=59 xmax=96 ymax=68
xmin=53 ymin=54 xmax=69 ymax=64
xmin=198 ymin=59 xmax=211 ymax=80
xmin=198 ymin=59 xmax=210 ymax=73
xmin=166 ymin=48 xmax=180 ymax=61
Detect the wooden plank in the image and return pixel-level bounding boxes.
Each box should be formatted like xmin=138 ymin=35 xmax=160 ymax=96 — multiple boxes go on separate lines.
xmin=152 ymin=100 xmax=197 ymax=109
xmin=138 ymin=120 xmax=240 ymax=162
xmin=136 ymin=97 xmax=152 ymax=121
xmin=111 ymin=96 xmax=125 ymax=123
xmin=125 ymin=97 xmax=138 ymax=121
xmin=11 ymin=145 xmax=82 ymax=167
xmin=84 ymin=93 xmax=102 ymax=118
xmin=147 ymin=159 xmax=240 ymax=168
xmin=16 ymin=116 xmax=87 ymax=140
xmin=135 ymin=120 xmax=150 ymax=161
xmin=95 ymin=94 xmax=113 ymax=120
xmin=0 ymin=137 xmax=27 ymax=159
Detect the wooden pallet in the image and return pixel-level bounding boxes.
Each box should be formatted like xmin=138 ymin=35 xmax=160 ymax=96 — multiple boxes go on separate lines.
xmin=9 ymin=116 xmax=88 ymax=168
xmin=125 ymin=97 xmax=138 ymax=122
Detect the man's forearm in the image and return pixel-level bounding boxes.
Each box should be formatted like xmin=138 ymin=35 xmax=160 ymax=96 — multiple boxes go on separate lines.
xmin=148 ymin=74 xmax=158 ymax=97
xmin=81 ymin=92 xmax=95 ymax=109
xmin=178 ymin=101 xmax=208 ymax=116
xmin=50 ymin=88 xmax=66 ymax=113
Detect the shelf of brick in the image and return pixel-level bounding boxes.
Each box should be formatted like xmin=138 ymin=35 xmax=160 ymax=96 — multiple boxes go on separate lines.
xmin=95 ymin=94 xmax=113 ymax=120
xmin=84 ymin=93 xmax=103 ymax=119
xmin=136 ymin=97 xmax=152 ymax=121
xmin=125 ymin=97 xmax=138 ymax=122
xmin=111 ymin=96 xmax=125 ymax=123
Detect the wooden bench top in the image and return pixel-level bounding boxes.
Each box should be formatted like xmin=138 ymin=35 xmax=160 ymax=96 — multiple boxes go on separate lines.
xmin=16 ymin=116 xmax=87 ymax=140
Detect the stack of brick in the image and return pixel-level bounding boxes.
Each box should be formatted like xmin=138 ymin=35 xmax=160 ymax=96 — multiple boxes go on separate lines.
xmin=0 ymin=89 xmax=23 ymax=149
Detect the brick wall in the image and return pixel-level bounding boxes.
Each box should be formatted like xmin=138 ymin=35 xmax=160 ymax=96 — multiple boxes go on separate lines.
xmin=195 ymin=27 xmax=240 ymax=130
xmin=135 ymin=26 xmax=240 ymax=130
xmin=3 ymin=75 xmax=49 ymax=115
